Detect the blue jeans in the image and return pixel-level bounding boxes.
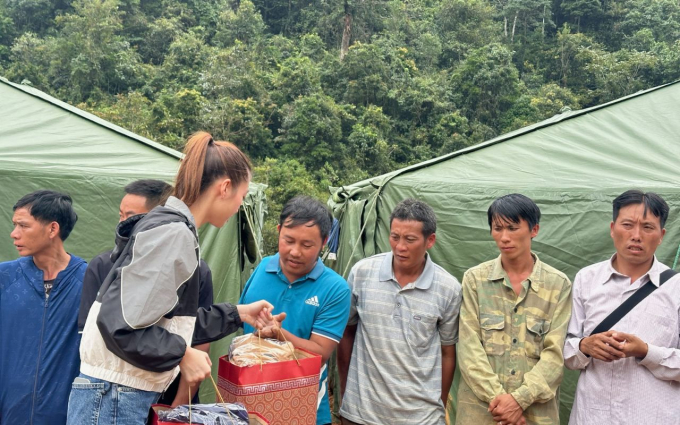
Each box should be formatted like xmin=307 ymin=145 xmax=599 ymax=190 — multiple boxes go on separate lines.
xmin=66 ymin=373 xmax=160 ymax=425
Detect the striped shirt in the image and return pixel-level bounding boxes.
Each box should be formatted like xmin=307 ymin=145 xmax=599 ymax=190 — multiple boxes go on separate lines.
xmin=339 ymin=252 xmax=462 ymax=425
xmin=564 ymin=255 xmax=680 ymax=425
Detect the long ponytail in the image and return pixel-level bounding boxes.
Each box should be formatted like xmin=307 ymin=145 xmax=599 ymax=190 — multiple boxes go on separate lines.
xmin=174 ymin=131 xmax=252 ymax=206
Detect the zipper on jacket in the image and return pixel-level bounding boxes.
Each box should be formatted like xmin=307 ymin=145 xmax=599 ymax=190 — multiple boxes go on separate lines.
xmin=29 ymin=294 xmax=49 ymax=425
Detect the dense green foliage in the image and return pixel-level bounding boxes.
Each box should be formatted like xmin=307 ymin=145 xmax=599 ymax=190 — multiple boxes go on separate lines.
xmin=2 ymin=0 xmax=679 ymax=249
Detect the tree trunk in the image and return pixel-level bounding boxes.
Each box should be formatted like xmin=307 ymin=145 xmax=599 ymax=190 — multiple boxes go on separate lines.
xmin=560 ymin=42 xmax=569 ymax=87
xmin=504 ymin=16 xmax=508 ymax=38
xmin=511 ymin=11 xmax=518 ymax=42
xmin=340 ymin=3 xmax=352 ymax=60
xmin=542 ymin=4 xmax=546 ymax=40
xmin=285 ymin=0 xmax=292 ymax=35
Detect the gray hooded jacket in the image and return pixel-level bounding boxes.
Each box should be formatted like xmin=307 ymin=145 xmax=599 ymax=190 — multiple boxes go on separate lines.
xmin=79 ymin=196 xmax=241 ymax=392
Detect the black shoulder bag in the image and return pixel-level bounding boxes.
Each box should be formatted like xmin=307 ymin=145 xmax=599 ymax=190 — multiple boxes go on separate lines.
xmin=590 ymin=268 xmax=677 ymax=335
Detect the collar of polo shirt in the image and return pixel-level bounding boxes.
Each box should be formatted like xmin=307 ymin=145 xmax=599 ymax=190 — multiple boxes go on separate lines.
xmin=378 ymin=252 xmax=435 ymax=289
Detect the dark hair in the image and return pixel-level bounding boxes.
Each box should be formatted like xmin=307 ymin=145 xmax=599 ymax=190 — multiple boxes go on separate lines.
xmin=124 ymin=179 xmax=173 ymax=209
xmin=389 ymin=198 xmax=437 ymax=237
xmin=13 ymin=190 xmax=78 ymax=241
xmin=174 ymin=131 xmax=252 ymax=207
xmin=487 ymin=194 xmax=541 ymax=230
xmin=279 ymin=196 xmax=333 ymax=240
xmin=613 ymin=190 xmax=669 ymax=228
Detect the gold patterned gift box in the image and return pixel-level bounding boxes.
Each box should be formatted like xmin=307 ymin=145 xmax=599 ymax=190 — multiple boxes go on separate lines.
xmin=218 ymin=348 xmax=322 ymax=425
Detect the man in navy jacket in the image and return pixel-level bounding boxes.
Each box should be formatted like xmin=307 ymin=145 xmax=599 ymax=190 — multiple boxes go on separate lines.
xmin=0 ymin=190 xmax=87 ymax=424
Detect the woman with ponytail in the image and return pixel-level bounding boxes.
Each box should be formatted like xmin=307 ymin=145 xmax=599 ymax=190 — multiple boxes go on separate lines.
xmin=68 ymin=132 xmax=272 ymax=424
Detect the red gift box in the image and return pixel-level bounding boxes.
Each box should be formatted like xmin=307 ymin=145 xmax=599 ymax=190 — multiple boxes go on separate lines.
xmin=217 ymin=348 xmax=322 ymax=425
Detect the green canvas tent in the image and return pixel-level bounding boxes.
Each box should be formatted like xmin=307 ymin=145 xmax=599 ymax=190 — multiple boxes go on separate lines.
xmin=328 ymin=80 xmax=680 ymax=424
xmin=0 ymin=77 xmax=266 ymax=401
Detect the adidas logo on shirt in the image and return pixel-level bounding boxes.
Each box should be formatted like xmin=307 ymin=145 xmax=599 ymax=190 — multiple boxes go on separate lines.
xmin=305 ymin=296 xmax=320 ymax=307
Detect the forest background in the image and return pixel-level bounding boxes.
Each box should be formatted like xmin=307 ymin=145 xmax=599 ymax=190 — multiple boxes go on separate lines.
xmin=1 ymin=0 xmax=679 ymax=252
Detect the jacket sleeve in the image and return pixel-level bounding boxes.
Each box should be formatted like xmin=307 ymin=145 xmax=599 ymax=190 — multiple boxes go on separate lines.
xmin=78 ymin=254 xmax=107 ymax=333
xmin=192 ymin=303 xmax=243 ymax=345
xmin=96 ymin=222 xmax=199 ymax=373
xmin=197 ymin=261 xmax=214 ymax=309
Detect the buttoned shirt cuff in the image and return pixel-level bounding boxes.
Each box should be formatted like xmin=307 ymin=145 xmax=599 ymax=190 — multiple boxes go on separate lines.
xmin=564 ymin=337 xmax=592 ymax=369
xmin=639 ymin=344 xmax=663 ymax=368
xmin=510 ymin=386 xmax=533 ymax=411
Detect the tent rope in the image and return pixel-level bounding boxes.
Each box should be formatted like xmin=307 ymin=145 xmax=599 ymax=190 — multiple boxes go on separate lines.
xmin=341 ymin=189 xmax=381 ymax=278
xmin=672 ymin=242 xmax=680 ymax=270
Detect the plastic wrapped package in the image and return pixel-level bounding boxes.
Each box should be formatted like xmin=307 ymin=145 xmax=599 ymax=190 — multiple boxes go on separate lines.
xmin=228 ymin=334 xmax=295 ymax=367
xmin=156 ymin=403 xmax=249 ymax=425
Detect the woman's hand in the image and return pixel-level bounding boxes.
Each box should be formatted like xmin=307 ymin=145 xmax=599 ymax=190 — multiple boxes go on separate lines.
xmin=236 ymin=300 xmax=274 ymax=328
xmin=178 ymin=346 xmax=212 ymax=386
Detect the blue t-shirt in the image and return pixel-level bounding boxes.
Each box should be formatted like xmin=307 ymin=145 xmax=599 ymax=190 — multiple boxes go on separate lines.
xmin=239 ymin=254 xmax=351 ymax=425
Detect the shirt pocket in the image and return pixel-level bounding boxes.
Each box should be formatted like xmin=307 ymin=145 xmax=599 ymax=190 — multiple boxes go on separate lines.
xmin=525 ymin=315 xmax=551 ymax=359
xmin=407 ymin=313 xmax=438 ymax=351
xmin=480 ymin=313 xmax=506 ymax=356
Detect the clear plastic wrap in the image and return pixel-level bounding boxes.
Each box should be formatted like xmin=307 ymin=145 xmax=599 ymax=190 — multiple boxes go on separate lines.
xmin=228 ymin=334 xmax=295 ymax=367
xmin=156 ymin=403 xmax=249 ymax=424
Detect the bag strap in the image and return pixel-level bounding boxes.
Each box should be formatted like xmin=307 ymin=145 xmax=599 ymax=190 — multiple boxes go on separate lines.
xmin=591 ymin=268 xmax=677 ymax=335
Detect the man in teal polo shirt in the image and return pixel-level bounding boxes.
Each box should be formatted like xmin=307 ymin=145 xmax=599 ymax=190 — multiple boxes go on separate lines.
xmin=239 ymin=195 xmax=351 ymax=425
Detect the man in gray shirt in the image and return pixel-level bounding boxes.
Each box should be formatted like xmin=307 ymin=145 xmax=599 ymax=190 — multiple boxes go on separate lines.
xmin=337 ymin=199 xmax=462 ymax=425
xmin=564 ymin=190 xmax=680 ymax=424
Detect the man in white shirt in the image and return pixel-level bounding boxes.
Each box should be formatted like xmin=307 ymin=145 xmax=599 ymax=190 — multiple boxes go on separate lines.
xmin=564 ymin=189 xmax=680 ymax=424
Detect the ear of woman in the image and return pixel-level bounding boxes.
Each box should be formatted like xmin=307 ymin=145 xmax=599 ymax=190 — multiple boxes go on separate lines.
xmin=220 ymin=178 xmax=233 ymax=199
